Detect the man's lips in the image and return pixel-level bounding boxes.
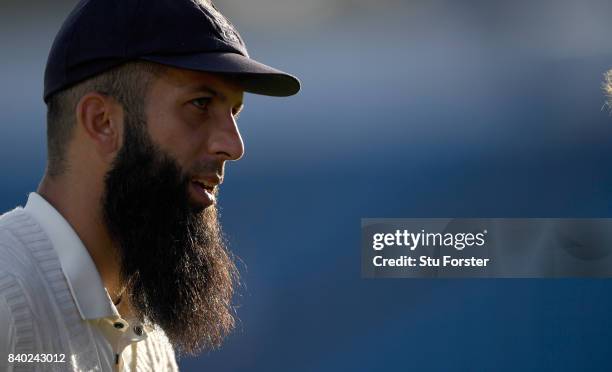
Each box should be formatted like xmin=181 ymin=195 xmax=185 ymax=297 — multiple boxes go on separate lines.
xmin=189 ymin=175 xmax=221 ymax=207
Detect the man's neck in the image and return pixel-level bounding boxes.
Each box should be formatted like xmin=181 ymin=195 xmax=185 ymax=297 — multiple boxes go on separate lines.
xmin=37 ymin=173 xmax=123 ymax=304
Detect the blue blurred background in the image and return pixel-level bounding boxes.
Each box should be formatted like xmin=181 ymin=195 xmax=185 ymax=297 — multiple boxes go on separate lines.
xmin=2 ymin=0 xmax=612 ymax=370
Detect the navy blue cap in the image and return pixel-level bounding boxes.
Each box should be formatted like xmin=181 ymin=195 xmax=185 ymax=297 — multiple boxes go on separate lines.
xmin=44 ymin=0 xmax=301 ymax=102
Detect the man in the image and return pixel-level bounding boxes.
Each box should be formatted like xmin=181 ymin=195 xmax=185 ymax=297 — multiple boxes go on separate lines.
xmin=0 ymin=0 xmax=299 ymax=370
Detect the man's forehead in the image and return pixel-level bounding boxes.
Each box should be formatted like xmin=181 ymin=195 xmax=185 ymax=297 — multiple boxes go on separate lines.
xmin=156 ymin=66 xmax=245 ymax=100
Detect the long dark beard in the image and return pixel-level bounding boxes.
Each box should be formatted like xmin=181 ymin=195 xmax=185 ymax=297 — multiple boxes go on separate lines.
xmin=102 ymin=114 xmax=238 ymax=355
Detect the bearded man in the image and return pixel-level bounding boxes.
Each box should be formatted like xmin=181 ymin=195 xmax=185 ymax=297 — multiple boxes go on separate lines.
xmin=0 ymin=0 xmax=299 ymax=370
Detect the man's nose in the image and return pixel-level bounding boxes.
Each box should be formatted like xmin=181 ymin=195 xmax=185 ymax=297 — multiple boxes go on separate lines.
xmin=207 ymin=111 xmax=245 ymax=161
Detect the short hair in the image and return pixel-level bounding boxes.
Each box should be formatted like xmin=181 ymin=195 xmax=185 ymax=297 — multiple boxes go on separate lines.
xmin=45 ymin=61 xmax=166 ymax=177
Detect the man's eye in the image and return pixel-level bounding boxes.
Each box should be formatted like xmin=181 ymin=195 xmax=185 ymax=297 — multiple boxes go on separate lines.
xmin=191 ymin=97 xmax=211 ymax=109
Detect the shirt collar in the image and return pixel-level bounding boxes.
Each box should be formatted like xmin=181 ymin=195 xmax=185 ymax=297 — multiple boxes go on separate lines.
xmin=24 ymin=192 xmax=117 ymax=320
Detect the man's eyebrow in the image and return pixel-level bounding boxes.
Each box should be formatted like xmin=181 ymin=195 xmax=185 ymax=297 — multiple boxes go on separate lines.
xmin=188 ymin=84 xmax=243 ymax=108
xmin=234 ymin=103 xmax=244 ymax=117
xmin=188 ymin=84 xmax=222 ymax=99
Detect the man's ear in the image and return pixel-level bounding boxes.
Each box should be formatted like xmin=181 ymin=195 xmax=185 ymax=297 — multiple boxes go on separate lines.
xmin=75 ymin=92 xmax=124 ymax=162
